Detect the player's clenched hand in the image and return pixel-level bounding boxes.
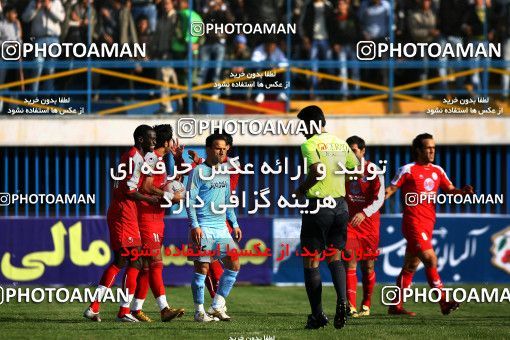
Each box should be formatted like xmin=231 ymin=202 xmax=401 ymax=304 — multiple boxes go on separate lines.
xmin=148 ymin=195 xmax=160 ymax=206
xmin=191 ymin=227 xmax=202 ymax=245
xmin=350 ymin=212 xmax=366 ymax=227
xmin=172 ymin=189 xmax=184 ymax=203
xmin=188 ymin=150 xmax=200 ymax=164
xmin=234 ymin=227 xmax=242 ymax=242
xmin=385 ymin=185 xmax=398 ymax=199
xmin=462 ymin=185 xmax=474 ymax=195
xmin=170 ymin=138 xmax=184 ymax=158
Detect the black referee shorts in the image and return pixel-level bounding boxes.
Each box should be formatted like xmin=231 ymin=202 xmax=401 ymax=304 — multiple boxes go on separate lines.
xmin=300 ymin=197 xmax=349 ymax=253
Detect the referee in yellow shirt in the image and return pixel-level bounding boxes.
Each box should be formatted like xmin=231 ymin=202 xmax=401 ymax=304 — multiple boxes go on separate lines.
xmin=294 ymin=105 xmax=359 ymax=330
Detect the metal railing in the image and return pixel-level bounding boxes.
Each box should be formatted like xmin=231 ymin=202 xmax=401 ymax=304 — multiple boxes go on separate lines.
xmin=2 ymin=59 xmax=510 ymax=115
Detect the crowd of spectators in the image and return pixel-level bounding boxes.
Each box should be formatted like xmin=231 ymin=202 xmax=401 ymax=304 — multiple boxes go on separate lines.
xmin=1 ymin=0 xmax=510 ymax=114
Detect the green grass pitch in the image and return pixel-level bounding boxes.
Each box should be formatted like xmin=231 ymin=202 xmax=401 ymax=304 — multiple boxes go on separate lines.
xmin=1 ymin=284 xmax=509 ymax=339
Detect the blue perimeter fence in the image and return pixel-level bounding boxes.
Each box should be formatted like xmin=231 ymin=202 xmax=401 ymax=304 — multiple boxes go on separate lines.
xmin=1 ymin=144 xmax=508 ymax=217
xmin=1 ymin=59 xmax=509 ymax=115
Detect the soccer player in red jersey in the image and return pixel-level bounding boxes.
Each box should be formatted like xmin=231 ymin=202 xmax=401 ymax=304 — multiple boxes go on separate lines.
xmin=130 ymin=124 xmax=185 ymax=322
xmin=84 ymin=125 xmax=158 ymax=322
xmin=385 ymin=133 xmax=474 ymax=316
xmin=344 ymin=136 xmax=384 ymax=317
xmin=188 ymin=132 xmax=239 ymax=298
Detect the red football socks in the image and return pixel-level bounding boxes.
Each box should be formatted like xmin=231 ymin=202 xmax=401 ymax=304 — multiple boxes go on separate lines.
xmin=118 ymin=266 xmax=139 ymax=317
xmin=149 ymin=261 xmax=166 ymax=298
xmin=205 ymin=260 xmax=224 ymax=298
xmin=395 ymin=269 xmax=414 ymax=307
xmin=131 ymin=267 xmax=149 ymax=312
xmin=89 ymin=264 xmax=121 ymax=313
xmin=361 ymin=271 xmax=376 ymax=308
xmin=346 ymin=268 xmax=358 ymax=308
xmin=425 ymin=267 xmax=446 ymax=301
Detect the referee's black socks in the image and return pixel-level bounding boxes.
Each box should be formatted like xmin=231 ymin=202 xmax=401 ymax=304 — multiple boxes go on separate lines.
xmin=304 ymin=267 xmax=323 ymax=315
xmin=328 ymin=260 xmax=347 ymax=306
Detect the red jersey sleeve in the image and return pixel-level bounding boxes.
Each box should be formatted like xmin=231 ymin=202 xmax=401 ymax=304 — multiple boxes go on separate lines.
xmin=143 ymin=151 xmax=159 ymax=177
xmin=125 ymin=148 xmax=144 ymax=193
xmin=437 ymin=165 xmax=453 ymax=191
xmin=391 ymin=164 xmax=412 ymax=188
xmin=363 ymin=171 xmax=385 ymax=217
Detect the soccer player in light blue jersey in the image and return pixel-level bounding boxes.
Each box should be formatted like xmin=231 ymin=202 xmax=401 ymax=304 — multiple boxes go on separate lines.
xmin=186 ymin=133 xmax=243 ymax=322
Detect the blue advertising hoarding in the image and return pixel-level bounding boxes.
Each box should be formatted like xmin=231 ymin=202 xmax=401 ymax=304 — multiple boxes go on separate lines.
xmin=1 ymin=215 xmax=509 ymax=285
xmin=272 ymin=215 xmax=510 ymax=284
xmin=0 ymin=217 xmax=273 ymax=285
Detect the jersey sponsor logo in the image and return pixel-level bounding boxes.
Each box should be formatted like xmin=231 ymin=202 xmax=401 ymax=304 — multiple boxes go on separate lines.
xmin=210 ymin=180 xmax=228 ymax=189
xmin=323 ymin=151 xmax=339 ymax=157
xmin=424 ymin=178 xmax=435 ymax=191
xmin=317 ymin=142 xmax=349 ymax=152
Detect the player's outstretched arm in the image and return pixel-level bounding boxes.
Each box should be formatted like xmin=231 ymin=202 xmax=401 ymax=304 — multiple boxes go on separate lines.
xmin=170 ymin=138 xmax=189 ymax=172
xmin=126 ymin=190 xmax=159 ymax=204
xmin=142 ymin=176 xmax=164 ymax=196
xmin=385 ymin=185 xmax=398 ymax=200
xmin=142 ymin=176 xmax=182 ymax=204
xmin=354 ymin=172 xmax=385 ymax=227
xmin=443 ymin=184 xmax=475 ymax=196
